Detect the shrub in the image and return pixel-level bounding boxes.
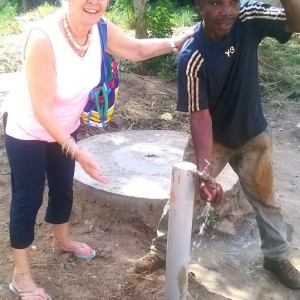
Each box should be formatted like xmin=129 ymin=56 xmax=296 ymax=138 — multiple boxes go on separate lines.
xmin=0 ymin=1 xmax=19 ymax=20
xmin=173 ymin=5 xmax=198 ymax=27
xmin=0 ymin=1 xmax=22 ymax=35
xmin=258 ymin=34 xmax=300 ymax=98
xmin=146 ymin=0 xmax=174 ymax=38
xmin=25 ymin=1 xmax=59 ymax=21
xmin=106 ymin=0 xmax=135 ymax=29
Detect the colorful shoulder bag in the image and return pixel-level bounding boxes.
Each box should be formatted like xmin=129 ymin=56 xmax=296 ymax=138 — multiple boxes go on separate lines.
xmin=82 ymin=20 xmax=119 ymax=129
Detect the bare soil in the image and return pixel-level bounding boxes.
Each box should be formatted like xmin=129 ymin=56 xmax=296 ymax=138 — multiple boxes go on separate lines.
xmin=0 ymin=30 xmax=300 ymax=299
xmin=0 ymin=73 xmax=299 ymax=300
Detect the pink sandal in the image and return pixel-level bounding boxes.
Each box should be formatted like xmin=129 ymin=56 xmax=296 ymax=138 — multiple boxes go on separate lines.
xmin=53 ymin=242 xmax=96 ymax=259
xmin=9 ymin=282 xmax=52 ymax=300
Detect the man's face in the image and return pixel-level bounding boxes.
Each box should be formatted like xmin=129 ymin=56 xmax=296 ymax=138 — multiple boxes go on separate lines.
xmin=198 ymin=0 xmax=240 ymax=42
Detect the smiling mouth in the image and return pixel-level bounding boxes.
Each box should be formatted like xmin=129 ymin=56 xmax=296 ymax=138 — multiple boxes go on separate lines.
xmin=219 ymin=22 xmax=233 ymax=29
xmin=84 ymin=9 xmax=98 ymax=14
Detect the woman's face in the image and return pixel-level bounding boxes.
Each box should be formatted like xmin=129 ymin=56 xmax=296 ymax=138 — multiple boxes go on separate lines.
xmin=67 ymin=0 xmax=109 ymax=27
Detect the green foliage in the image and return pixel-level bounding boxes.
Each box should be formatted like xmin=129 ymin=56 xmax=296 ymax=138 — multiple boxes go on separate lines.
xmin=108 ymin=1 xmax=197 ymax=78
xmin=0 ymin=1 xmax=58 ymax=35
xmin=0 ymin=1 xmax=22 ymax=34
xmin=0 ymin=1 xmax=18 ymax=20
xmin=112 ymin=0 xmax=134 ymax=13
xmin=106 ymin=0 xmax=135 ymax=29
xmin=0 ymin=0 xmax=21 ymax=13
xmin=205 ymin=211 xmax=220 ymax=227
xmin=172 ymin=5 xmax=199 ymax=27
xmin=146 ymin=0 xmax=174 ymax=38
xmin=108 ymin=0 xmax=198 ymax=31
xmin=149 ymin=0 xmax=195 ymax=6
xmin=25 ymin=2 xmax=59 ymax=21
xmin=0 ymin=19 xmax=22 ymax=34
xmin=144 ymin=53 xmax=178 ymax=78
xmin=258 ymin=34 xmax=300 ymax=97
xmin=141 ymin=0 xmax=176 ymax=77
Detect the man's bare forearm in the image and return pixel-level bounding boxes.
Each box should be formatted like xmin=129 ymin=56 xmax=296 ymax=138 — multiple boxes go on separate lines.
xmin=280 ymin=0 xmax=300 ymax=32
xmin=190 ymin=110 xmax=213 ymax=172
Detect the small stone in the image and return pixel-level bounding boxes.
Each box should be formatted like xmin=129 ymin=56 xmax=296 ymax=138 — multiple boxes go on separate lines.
xmin=297 ymin=123 xmax=300 ymax=128
xmin=84 ymin=219 xmax=89 ymax=225
xmin=85 ymin=133 xmax=90 ymax=138
xmin=160 ymin=112 xmax=172 ymax=121
xmin=0 ymin=169 xmax=10 ymax=175
xmin=279 ymin=128 xmax=284 ymax=131
xmin=31 ymin=245 xmax=37 ymax=250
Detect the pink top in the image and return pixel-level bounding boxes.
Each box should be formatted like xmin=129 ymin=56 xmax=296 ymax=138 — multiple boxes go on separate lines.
xmin=5 ymin=13 xmax=101 ymax=142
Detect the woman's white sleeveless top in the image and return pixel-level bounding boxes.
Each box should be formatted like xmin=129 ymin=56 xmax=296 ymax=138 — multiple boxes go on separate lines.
xmin=5 ymin=12 xmax=101 ymax=142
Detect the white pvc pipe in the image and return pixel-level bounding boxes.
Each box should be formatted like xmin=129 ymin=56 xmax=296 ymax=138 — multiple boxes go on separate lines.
xmin=164 ymin=161 xmax=197 ymax=300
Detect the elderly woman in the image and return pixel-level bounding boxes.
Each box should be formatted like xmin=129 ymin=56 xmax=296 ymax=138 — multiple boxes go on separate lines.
xmin=2 ymin=0 xmax=193 ymax=299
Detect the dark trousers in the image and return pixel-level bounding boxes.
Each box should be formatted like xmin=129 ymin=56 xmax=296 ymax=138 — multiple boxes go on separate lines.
xmin=5 ymin=133 xmax=76 ymax=249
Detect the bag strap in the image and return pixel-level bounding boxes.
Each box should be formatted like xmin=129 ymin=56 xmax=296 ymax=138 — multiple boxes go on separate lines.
xmin=95 ymin=19 xmax=109 ymax=128
xmin=97 ymin=20 xmax=108 ymax=86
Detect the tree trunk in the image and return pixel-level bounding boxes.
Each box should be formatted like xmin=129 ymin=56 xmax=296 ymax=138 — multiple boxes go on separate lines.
xmin=21 ymin=0 xmax=58 ymax=12
xmin=22 ymin=0 xmax=40 ymax=11
xmin=22 ymin=0 xmax=29 ymax=11
xmin=133 ymin=0 xmax=148 ymax=39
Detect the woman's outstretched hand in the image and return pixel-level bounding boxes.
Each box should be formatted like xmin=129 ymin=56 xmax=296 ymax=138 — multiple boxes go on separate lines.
xmin=76 ymin=148 xmax=109 ymax=184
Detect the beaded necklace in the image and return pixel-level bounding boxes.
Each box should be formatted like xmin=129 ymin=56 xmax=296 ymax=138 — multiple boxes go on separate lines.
xmin=63 ymin=14 xmax=93 ymax=58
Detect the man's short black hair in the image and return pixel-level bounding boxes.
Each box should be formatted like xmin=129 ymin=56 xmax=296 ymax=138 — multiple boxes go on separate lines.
xmin=194 ymin=0 xmax=205 ymax=10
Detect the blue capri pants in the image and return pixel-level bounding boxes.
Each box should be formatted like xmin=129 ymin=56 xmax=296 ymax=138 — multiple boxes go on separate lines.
xmin=5 ymin=132 xmax=77 ymax=249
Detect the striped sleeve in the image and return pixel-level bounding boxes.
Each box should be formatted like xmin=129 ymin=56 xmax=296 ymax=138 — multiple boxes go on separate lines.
xmin=239 ymin=1 xmax=292 ymax=43
xmin=177 ymin=50 xmax=208 ymax=113
xmin=239 ymin=2 xmax=286 ymax=22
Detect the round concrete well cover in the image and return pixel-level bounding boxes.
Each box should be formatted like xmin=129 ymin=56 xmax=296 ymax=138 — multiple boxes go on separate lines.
xmin=74 ymin=130 xmax=189 ymax=200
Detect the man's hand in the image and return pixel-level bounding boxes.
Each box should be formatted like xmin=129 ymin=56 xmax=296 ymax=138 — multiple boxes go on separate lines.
xmin=199 ymin=179 xmax=223 ymax=205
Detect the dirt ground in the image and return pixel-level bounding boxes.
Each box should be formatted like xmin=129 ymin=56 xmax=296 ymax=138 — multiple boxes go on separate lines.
xmin=0 ymin=72 xmax=299 ymax=300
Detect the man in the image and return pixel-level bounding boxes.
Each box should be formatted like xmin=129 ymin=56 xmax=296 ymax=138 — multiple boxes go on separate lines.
xmin=134 ymin=0 xmax=300 ymax=289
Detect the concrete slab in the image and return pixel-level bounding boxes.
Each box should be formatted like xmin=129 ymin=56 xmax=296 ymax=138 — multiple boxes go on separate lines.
xmin=75 ymin=130 xmax=188 ymax=199
xmin=73 ymin=130 xmax=246 ymax=230
xmin=74 ymin=130 xmax=188 ymax=228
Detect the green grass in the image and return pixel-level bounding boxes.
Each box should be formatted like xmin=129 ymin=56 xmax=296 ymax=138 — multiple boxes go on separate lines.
xmin=0 ymin=19 xmax=22 ymax=34
xmin=258 ymin=34 xmax=300 ymax=98
xmin=25 ymin=2 xmax=59 ymax=21
xmin=106 ymin=9 xmax=136 ymax=30
xmin=0 ymin=2 xmax=59 ymax=35
xmin=106 ymin=4 xmax=198 ymax=30
xmin=0 ymin=2 xmax=59 ymax=73
xmin=172 ymin=6 xmax=198 ymax=27
xmin=0 ymin=2 xmax=22 ymax=34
